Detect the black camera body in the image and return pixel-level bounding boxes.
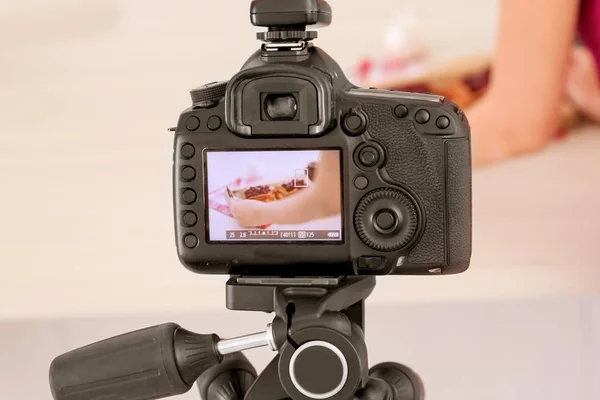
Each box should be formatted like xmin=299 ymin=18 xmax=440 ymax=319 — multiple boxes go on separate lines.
xmin=173 ymin=0 xmax=472 ymax=277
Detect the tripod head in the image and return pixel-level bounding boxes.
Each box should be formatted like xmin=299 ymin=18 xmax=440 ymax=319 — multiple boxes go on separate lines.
xmin=48 ymin=277 xmax=424 ymax=400
xmin=251 ymin=0 xmax=332 ymax=42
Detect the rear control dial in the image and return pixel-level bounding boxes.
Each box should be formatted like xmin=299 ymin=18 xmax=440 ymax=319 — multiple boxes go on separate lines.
xmin=354 ymin=188 xmax=418 ymax=252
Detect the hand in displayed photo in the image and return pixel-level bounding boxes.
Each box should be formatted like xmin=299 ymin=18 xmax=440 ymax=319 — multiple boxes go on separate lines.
xmin=226 ymin=151 xmax=340 ymax=228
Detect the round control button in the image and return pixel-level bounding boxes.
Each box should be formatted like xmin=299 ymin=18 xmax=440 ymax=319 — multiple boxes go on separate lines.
xmin=375 ymin=210 xmax=396 ymax=231
xmin=181 ymin=166 xmax=196 ymax=182
xmin=289 ymin=341 xmax=348 ymax=399
xmin=436 ymin=116 xmax=450 ymax=129
xmin=183 ymin=234 xmax=198 ymax=249
xmin=415 ymin=109 xmax=430 ymax=124
xmin=394 ymin=104 xmax=408 ymax=118
xmin=342 ymin=108 xmax=368 ymax=135
xmin=359 ymin=146 xmax=379 ymax=167
xmin=207 ymin=115 xmax=222 ymax=131
xmin=346 ymin=115 xmax=362 ymax=131
xmin=181 ymin=143 xmax=195 ymax=159
xmin=182 ymin=211 xmax=198 ymax=227
xmin=186 ymin=116 xmax=200 ymax=131
xmin=182 ymin=189 xmax=197 ymax=204
xmin=354 ymin=176 xmax=369 ymax=190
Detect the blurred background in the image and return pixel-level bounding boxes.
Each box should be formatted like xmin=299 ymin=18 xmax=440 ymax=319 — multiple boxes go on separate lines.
xmin=1 ymin=0 xmax=599 ymax=399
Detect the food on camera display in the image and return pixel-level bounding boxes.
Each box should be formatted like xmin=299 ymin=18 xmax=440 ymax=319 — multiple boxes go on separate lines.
xmin=282 ymin=179 xmax=306 ymax=191
xmin=244 ymin=185 xmax=271 ymax=199
xmin=237 ymin=179 xmax=309 ymax=202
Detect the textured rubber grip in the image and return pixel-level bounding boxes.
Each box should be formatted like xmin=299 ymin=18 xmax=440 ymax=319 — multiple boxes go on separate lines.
xmin=49 ymin=323 xmax=189 ymax=400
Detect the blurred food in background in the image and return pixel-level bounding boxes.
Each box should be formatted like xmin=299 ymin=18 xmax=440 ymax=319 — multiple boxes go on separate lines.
xmin=348 ymin=12 xmax=585 ymax=137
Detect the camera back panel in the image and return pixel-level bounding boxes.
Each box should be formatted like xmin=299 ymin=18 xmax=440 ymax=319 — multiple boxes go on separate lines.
xmin=173 ymin=49 xmax=471 ymax=277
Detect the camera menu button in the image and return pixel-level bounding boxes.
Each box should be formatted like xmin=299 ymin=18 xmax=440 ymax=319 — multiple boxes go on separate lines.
xmin=183 ymin=234 xmax=199 ymax=249
xmin=182 ymin=189 xmax=197 ymax=204
xmin=436 ymin=116 xmax=451 ymax=129
xmin=357 ymin=256 xmax=385 ymax=270
xmin=415 ymin=109 xmax=430 ymax=124
xmin=207 ymin=115 xmax=222 ymax=131
xmin=181 ymin=166 xmax=196 ymax=182
xmin=353 ymin=176 xmax=369 ymax=190
xmin=394 ymin=104 xmax=408 ymax=119
xmin=182 ymin=211 xmax=198 ymax=227
xmin=180 ymin=143 xmax=196 ymax=159
xmin=186 ymin=116 xmax=200 ymax=131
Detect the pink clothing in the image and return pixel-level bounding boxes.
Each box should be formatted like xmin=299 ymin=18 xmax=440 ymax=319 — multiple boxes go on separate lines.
xmin=579 ymin=0 xmax=600 ymax=70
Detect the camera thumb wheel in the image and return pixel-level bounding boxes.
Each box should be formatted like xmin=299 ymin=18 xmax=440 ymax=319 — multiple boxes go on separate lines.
xmin=196 ymin=352 xmax=257 ymax=400
xmin=368 ymin=362 xmax=425 ymax=400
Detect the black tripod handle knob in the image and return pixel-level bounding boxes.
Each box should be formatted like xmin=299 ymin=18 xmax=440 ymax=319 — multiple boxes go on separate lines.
xmin=49 ymin=323 xmax=222 ymax=400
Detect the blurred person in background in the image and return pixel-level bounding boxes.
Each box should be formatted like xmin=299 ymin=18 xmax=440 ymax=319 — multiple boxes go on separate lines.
xmin=468 ymin=0 xmax=600 ymax=166
xmin=355 ymin=0 xmax=600 ymax=167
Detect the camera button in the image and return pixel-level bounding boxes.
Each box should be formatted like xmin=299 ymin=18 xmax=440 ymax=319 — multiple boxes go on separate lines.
xmin=375 ymin=211 xmax=396 ymax=231
xmin=186 ymin=116 xmax=200 ymax=131
xmin=357 ymin=256 xmax=385 ymax=270
xmin=182 ymin=189 xmax=197 ymax=204
xmin=353 ymin=176 xmax=369 ymax=190
xmin=436 ymin=116 xmax=451 ymax=129
xmin=394 ymin=104 xmax=408 ymax=119
xmin=342 ymin=108 xmax=368 ymax=135
xmin=183 ymin=234 xmax=199 ymax=249
xmin=415 ymin=109 xmax=430 ymax=124
xmin=182 ymin=211 xmax=198 ymax=227
xmin=346 ymin=115 xmax=362 ymax=130
xmin=207 ymin=115 xmax=222 ymax=131
xmin=181 ymin=166 xmax=196 ymax=182
xmin=181 ymin=143 xmax=196 ymax=159
xmin=358 ymin=146 xmax=379 ymax=167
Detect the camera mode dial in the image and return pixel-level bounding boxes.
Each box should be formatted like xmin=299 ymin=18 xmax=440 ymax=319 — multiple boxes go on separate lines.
xmin=354 ymin=188 xmax=418 ymax=252
xmin=190 ymin=81 xmax=228 ymax=106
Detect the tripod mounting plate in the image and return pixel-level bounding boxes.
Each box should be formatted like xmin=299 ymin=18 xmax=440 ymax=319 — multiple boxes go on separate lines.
xmin=226 ymin=276 xmax=375 ymax=316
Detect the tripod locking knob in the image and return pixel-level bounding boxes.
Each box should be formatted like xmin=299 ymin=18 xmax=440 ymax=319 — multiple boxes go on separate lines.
xmin=289 ymin=341 xmax=348 ymax=399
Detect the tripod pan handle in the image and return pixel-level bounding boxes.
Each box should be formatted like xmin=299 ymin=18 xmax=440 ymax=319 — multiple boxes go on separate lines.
xmin=49 ymin=323 xmax=221 ymax=400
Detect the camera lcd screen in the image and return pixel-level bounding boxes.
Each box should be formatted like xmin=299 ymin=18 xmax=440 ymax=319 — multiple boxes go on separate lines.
xmin=205 ymin=149 xmax=343 ymax=242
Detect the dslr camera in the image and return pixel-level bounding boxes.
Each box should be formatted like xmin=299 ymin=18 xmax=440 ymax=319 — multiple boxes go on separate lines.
xmin=48 ymin=3 xmax=472 ymax=400
xmin=173 ymin=0 xmax=472 ymax=277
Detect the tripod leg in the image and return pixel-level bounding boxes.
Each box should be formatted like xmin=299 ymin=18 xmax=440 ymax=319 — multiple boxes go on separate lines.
xmin=196 ymin=352 xmax=257 ymax=400
xmin=352 ymin=377 xmax=395 ymax=400
xmin=368 ymin=363 xmax=425 ymax=400
xmin=244 ymin=354 xmax=289 ymax=400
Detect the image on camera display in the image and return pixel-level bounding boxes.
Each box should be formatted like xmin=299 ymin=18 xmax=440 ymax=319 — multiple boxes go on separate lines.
xmin=206 ymin=149 xmax=343 ymax=242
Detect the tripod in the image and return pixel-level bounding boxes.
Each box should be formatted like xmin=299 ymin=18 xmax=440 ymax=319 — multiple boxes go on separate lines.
xmin=49 ymin=276 xmax=424 ymax=400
